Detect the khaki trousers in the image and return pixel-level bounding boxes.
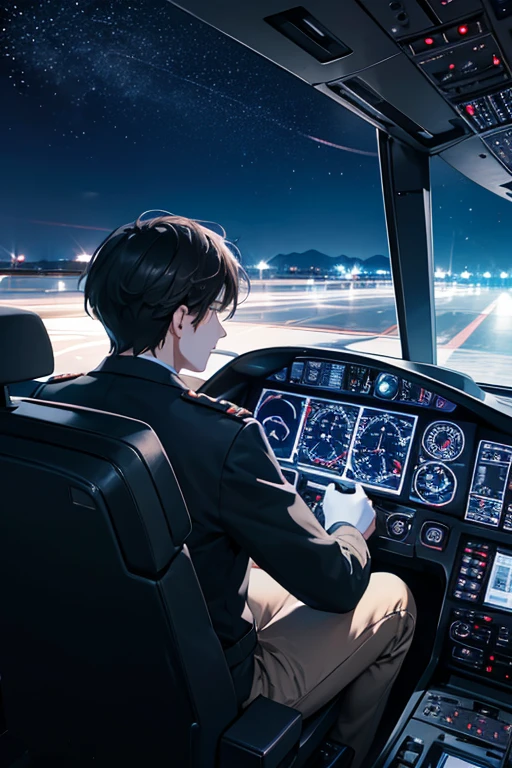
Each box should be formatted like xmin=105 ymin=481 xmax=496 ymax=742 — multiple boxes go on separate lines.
xmin=244 ymin=568 xmax=417 ymax=768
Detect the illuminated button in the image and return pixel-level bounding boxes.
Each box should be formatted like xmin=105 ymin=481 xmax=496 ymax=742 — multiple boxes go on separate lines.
xmin=421 ymin=522 xmax=449 ymax=550
xmin=458 ymin=24 xmax=468 ymax=35
xmin=494 ymin=55 xmax=501 ymax=66
xmin=424 ymin=37 xmax=434 ymax=45
xmin=466 ymin=104 xmax=476 ymax=117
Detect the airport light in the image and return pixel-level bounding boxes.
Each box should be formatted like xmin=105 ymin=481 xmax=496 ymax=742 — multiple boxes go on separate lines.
xmin=256 ymin=260 xmax=269 ymax=281
xmin=335 ymin=264 xmax=346 ymax=274
xmin=501 ymin=271 xmax=509 ymax=279
xmin=435 ymin=269 xmax=446 ymax=279
xmin=483 ymin=271 xmax=492 ymax=279
xmin=76 ymin=253 xmax=92 ymax=263
xmin=376 ymin=269 xmax=388 ymax=276
xmin=460 ymin=270 xmax=471 ymax=280
xmin=351 ymin=265 xmax=361 ymax=277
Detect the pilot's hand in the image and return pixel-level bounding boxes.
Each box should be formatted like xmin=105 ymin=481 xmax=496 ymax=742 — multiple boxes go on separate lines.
xmin=323 ymin=482 xmax=376 ymax=538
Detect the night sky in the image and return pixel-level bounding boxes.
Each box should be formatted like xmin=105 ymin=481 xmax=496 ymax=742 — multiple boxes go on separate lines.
xmin=1 ymin=0 xmax=511 ymax=270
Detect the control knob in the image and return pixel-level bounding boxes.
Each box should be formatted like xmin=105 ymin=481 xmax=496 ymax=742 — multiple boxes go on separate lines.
xmin=450 ymin=620 xmax=471 ymax=641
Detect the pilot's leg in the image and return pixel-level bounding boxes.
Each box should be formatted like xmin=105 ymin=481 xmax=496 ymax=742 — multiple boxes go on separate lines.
xmin=245 ymin=569 xmax=416 ymax=768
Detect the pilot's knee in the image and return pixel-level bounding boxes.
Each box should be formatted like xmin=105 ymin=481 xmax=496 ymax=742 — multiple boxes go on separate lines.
xmin=370 ymin=571 xmax=417 ymax=626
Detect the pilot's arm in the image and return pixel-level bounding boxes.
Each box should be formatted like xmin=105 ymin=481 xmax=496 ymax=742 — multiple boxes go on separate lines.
xmin=219 ymin=419 xmax=371 ymax=613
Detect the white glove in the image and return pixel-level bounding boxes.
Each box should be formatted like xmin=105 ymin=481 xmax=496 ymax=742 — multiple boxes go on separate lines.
xmin=322 ymin=482 xmax=375 ymax=535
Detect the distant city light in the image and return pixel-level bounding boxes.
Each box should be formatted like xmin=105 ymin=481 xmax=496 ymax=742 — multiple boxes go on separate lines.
xmin=376 ymin=269 xmax=388 ymax=275
xmin=483 ymin=271 xmax=492 ymax=279
xmin=76 ymin=253 xmax=92 ymax=263
xmin=460 ymin=270 xmax=471 ymax=279
xmin=351 ymin=265 xmax=361 ymax=276
xmin=16 ymin=255 xmax=25 ymax=262
xmin=335 ymin=264 xmax=346 ymax=273
xmin=256 ymin=261 xmax=269 ymax=271
xmin=434 ymin=269 xmax=446 ymax=279
xmin=501 ymin=271 xmax=509 ymax=279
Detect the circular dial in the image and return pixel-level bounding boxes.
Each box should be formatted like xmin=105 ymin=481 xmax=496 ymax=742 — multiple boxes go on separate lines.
xmin=413 ymin=462 xmax=457 ymax=506
xmin=375 ymin=372 xmax=400 ymax=400
xmin=423 ymin=421 xmax=464 ymax=462
xmin=299 ymin=401 xmax=358 ymax=471
xmin=256 ymin=392 xmax=306 ymax=459
xmin=349 ymin=413 xmax=414 ymax=490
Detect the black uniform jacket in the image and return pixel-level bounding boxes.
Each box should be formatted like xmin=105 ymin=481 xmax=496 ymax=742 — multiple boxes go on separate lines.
xmin=38 ymin=355 xmax=371 ymax=703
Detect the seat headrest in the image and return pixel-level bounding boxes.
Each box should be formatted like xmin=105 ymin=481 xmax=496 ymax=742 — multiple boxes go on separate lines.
xmin=0 ymin=307 xmax=54 ymax=385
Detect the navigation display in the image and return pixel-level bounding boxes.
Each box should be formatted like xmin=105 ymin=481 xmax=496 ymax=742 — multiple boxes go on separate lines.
xmin=346 ymin=408 xmax=417 ymax=494
xmin=298 ymin=399 xmax=359 ymax=472
xmin=484 ymin=550 xmax=512 ymax=612
xmin=254 ymin=390 xmax=307 ymax=460
xmin=465 ymin=441 xmax=512 ymax=527
xmin=254 ymin=391 xmax=418 ymax=495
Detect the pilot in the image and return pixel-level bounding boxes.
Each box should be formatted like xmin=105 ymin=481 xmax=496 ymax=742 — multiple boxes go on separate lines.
xmin=39 ymin=214 xmax=416 ymax=768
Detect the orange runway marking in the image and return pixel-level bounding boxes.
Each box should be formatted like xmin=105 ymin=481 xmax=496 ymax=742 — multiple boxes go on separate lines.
xmin=443 ymin=299 xmax=498 ymax=351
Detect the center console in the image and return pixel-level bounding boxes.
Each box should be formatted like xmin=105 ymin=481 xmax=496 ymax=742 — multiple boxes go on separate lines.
xmin=380 ymin=688 xmax=512 ymax=768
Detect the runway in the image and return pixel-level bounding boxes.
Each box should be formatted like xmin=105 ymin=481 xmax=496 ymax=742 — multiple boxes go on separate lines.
xmin=1 ymin=278 xmax=512 ymax=387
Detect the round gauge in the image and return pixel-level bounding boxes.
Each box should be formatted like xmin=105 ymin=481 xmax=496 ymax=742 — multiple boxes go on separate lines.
xmin=349 ymin=413 xmax=415 ymax=490
xmin=299 ymin=401 xmax=359 ymax=472
xmin=255 ymin=392 xmax=306 ymax=460
xmin=413 ymin=462 xmax=457 ymax=506
xmin=374 ymin=373 xmax=400 ymax=400
xmin=423 ymin=421 xmax=464 ymax=462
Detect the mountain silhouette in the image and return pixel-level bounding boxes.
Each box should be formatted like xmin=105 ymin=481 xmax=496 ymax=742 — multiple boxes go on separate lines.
xmin=268 ymin=250 xmax=389 ymax=271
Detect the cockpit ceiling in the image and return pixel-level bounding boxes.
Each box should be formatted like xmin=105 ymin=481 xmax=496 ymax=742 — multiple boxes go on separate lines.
xmin=170 ymin=0 xmax=512 ymax=201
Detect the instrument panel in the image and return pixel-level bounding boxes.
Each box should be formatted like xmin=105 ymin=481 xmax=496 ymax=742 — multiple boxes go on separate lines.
xmin=255 ymin=388 xmax=418 ymax=496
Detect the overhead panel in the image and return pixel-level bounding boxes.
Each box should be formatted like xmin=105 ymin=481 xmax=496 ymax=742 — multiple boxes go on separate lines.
xmin=170 ymin=0 xmax=400 ymax=83
xmin=172 ymin=0 xmax=512 ymax=197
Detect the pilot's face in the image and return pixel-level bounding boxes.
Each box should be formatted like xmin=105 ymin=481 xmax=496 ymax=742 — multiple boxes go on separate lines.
xmin=177 ymin=307 xmax=227 ymax=372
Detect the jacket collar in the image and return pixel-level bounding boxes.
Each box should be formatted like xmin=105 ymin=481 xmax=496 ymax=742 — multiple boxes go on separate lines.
xmin=91 ymin=355 xmax=187 ymax=390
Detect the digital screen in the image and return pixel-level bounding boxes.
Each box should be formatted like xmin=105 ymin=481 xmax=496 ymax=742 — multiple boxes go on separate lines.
xmin=439 ymin=755 xmax=485 ymax=768
xmin=465 ymin=440 xmax=512 ymax=527
xmin=484 ymin=549 xmax=512 ymax=612
xmin=254 ymin=390 xmax=307 ymax=460
xmin=295 ymin=360 xmax=346 ymax=390
xmin=345 ymin=408 xmax=417 ymax=494
xmin=298 ymin=399 xmax=359 ymax=473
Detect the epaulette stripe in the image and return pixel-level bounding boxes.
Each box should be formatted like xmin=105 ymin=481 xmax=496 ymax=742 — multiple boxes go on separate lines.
xmin=181 ymin=390 xmax=252 ymax=419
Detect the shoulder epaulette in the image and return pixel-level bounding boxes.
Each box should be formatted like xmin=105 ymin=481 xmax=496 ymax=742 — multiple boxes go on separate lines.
xmin=181 ymin=390 xmax=252 ymax=419
xmin=48 ymin=372 xmax=85 ymax=384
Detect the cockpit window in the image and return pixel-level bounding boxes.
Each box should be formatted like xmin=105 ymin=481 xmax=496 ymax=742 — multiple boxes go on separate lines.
xmin=432 ymin=157 xmax=512 ymax=388
xmin=0 ymin=0 xmax=397 ymax=376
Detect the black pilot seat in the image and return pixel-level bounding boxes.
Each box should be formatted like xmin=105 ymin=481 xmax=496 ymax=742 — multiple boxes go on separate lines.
xmin=0 ymin=306 xmax=354 ymax=768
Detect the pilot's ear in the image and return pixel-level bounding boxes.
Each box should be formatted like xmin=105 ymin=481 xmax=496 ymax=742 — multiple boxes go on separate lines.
xmin=170 ymin=305 xmax=188 ymax=337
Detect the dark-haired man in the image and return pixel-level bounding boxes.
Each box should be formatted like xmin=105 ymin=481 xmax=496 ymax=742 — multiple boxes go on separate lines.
xmin=39 ymin=214 xmax=416 ymax=768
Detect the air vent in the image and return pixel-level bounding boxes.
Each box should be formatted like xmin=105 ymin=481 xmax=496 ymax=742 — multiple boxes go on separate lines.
xmin=264 ymin=7 xmax=352 ymax=63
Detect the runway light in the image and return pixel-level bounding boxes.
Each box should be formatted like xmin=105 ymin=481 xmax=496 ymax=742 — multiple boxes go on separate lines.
xmin=501 ymin=271 xmax=509 ymax=279
xmin=256 ymin=261 xmax=269 ymax=271
xmin=461 ymin=270 xmax=471 ymax=279
xmin=17 ymin=255 xmax=25 ymax=262
xmin=483 ymin=271 xmax=492 ymax=278
xmin=76 ymin=253 xmax=92 ymax=263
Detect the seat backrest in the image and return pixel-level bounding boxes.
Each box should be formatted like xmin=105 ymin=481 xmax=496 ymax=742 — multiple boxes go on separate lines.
xmin=0 ymin=308 xmax=238 ymax=765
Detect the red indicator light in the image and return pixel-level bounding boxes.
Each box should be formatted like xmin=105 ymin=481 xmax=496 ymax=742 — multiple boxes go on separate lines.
xmin=493 ymin=55 xmax=501 ymax=66
xmin=449 ymin=63 xmax=455 ymax=70
xmin=465 ymin=104 xmax=476 ymax=116
xmin=424 ymin=37 xmax=434 ymax=45
xmin=467 ymin=723 xmax=472 ymax=730
xmin=486 ymin=666 xmax=493 ymax=673
xmin=490 ymin=655 xmax=495 ymax=661
xmin=474 ymin=624 xmax=480 ymax=629
xmin=458 ymin=25 xmax=468 ymax=35
xmin=477 ymin=728 xmax=483 ymax=735
xmin=484 ymin=615 xmax=492 ymax=622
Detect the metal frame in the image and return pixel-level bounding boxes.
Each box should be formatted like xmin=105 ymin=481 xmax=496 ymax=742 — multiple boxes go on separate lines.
xmin=378 ymin=130 xmax=437 ymax=365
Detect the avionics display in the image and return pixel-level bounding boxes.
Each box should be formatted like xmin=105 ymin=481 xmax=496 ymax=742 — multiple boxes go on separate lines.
xmin=346 ymin=408 xmax=417 ymax=493
xmin=465 ymin=441 xmax=512 ymax=527
xmin=254 ymin=390 xmax=307 ymax=460
xmin=484 ymin=549 xmax=512 ymax=612
xmin=298 ymin=399 xmax=359 ymax=472
xmin=254 ymin=392 xmax=418 ymax=494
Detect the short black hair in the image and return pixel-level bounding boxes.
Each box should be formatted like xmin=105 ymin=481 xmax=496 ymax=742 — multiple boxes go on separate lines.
xmin=80 ymin=214 xmax=249 ymax=355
